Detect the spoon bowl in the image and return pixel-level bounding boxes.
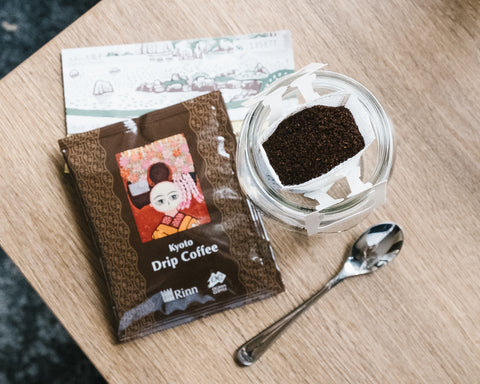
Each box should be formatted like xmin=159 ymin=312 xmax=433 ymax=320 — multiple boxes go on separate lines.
xmin=338 ymin=222 xmax=403 ymax=280
xmin=235 ymin=222 xmax=403 ymax=366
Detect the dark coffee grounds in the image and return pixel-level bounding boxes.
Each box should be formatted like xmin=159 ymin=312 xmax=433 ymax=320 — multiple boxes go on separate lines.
xmin=263 ymin=105 xmax=365 ymax=185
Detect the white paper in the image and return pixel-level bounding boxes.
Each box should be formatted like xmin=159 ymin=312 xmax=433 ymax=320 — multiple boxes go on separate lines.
xmin=62 ymin=31 xmax=295 ymax=134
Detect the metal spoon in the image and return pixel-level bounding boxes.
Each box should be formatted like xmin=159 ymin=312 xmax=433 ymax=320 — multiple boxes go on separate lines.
xmin=235 ymin=222 xmax=403 ymax=366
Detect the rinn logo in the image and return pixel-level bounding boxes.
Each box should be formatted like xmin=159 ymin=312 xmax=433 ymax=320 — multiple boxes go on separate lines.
xmin=160 ymin=286 xmax=199 ymax=303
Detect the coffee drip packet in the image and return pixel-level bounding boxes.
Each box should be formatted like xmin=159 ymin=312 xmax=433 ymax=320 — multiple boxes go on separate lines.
xmin=259 ymin=92 xmax=375 ymax=210
xmin=59 ymin=91 xmax=284 ymax=342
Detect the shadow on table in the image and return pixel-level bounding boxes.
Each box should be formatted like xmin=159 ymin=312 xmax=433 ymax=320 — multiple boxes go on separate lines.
xmin=0 ymin=247 xmax=106 ymax=384
xmin=0 ymin=1 xmax=105 ymax=381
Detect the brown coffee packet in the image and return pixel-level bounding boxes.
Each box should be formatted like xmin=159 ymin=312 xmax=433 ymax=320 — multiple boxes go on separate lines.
xmin=59 ymin=91 xmax=284 ymax=342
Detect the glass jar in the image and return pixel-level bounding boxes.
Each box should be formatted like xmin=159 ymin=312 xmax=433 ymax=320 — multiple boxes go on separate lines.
xmin=236 ymin=64 xmax=395 ymax=234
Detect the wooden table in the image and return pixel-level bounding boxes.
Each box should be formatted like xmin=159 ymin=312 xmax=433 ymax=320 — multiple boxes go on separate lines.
xmin=0 ymin=0 xmax=478 ymax=382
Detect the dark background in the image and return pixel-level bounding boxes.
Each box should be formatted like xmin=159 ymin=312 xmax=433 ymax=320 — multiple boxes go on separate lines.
xmin=0 ymin=1 xmax=105 ymax=383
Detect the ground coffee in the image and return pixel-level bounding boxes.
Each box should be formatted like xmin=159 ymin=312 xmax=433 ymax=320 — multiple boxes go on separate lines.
xmin=263 ymin=105 xmax=365 ymax=185
xmin=59 ymin=91 xmax=284 ymax=342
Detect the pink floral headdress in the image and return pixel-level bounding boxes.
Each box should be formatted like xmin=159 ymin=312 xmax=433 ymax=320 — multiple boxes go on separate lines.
xmin=173 ymin=172 xmax=204 ymax=210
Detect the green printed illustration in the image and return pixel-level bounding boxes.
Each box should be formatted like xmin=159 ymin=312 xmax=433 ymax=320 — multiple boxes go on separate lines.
xmin=61 ymin=31 xmax=295 ymax=135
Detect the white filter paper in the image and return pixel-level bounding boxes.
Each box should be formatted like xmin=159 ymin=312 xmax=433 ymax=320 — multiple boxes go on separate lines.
xmin=260 ymin=90 xmax=375 ymax=210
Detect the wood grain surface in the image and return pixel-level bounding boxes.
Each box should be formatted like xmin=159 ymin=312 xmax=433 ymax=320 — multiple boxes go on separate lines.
xmin=0 ymin=0 xmax=479 ymax=382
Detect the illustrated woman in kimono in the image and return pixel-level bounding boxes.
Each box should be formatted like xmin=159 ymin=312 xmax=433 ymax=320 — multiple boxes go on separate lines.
xmin=127 ymin=162 xmax=204 ymax=239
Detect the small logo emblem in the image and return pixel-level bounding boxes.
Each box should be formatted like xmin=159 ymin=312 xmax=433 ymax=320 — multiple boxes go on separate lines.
xmin=160 ymin=288 xmax=175 ymax=303
xmin=208 ymin=271 xmax=226 ymax=288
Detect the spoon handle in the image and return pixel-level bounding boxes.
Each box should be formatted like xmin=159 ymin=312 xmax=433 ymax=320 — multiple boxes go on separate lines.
xmin=235 ymin=275 xmax=343 ymax=366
